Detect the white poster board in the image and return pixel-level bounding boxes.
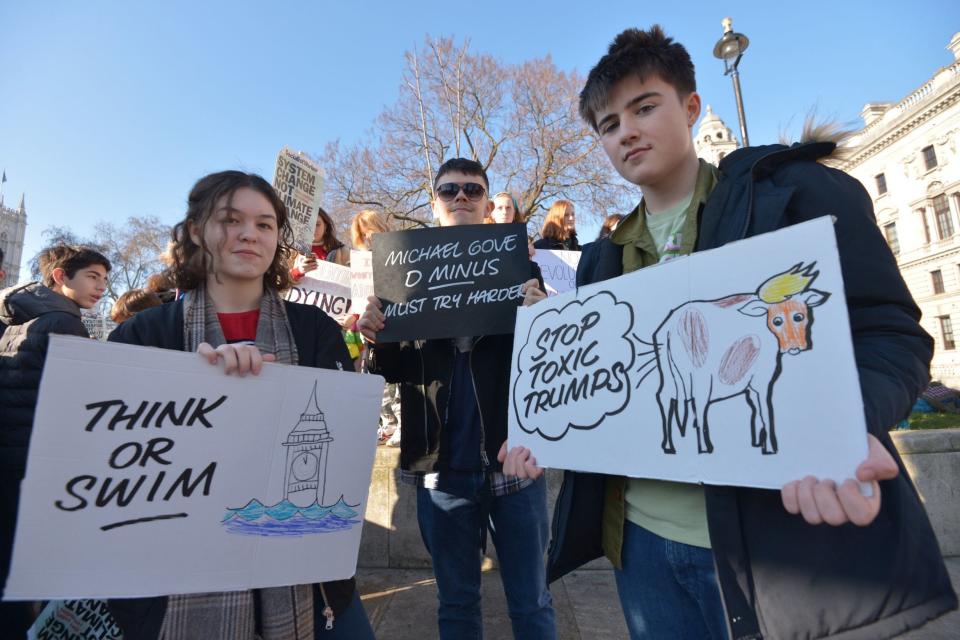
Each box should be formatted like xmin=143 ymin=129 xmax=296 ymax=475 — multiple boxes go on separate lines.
xmin=509 ymin=217 xmax=868 ymax=489
xmin=532 ymin=250 xmax=581 ymax=296
xmin=350 ymin=250 xmax=374 ymax=310
xmin=5 ymin=336 xmax=385 ymax=600
xmin=283 ymin=261 xmax=354 ymax=324
xmin=273 ymin=147 xmax=324 ymax=254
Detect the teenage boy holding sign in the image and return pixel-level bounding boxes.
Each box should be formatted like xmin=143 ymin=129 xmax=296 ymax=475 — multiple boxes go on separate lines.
xmin=358 ymin=158 xmax=556 ymax=639
xmin=503 ymin=25 xmax=956 ymax=640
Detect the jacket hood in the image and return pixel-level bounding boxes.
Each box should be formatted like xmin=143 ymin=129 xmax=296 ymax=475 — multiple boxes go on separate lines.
xmin=0 ymin=282 xmax=82 ymax=327
xmin=717 ymin=141 xmax=836 ymax=181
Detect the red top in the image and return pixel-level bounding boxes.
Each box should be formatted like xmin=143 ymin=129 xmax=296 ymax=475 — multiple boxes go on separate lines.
xmin=217 ymin=309 xmax=260 ymax=344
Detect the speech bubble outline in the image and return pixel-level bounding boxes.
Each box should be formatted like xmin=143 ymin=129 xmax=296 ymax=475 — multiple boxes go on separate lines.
xmin=512 ymin=290 xmax=636 ymax=441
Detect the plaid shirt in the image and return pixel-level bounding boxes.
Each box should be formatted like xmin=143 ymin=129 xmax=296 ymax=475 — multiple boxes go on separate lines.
xmin=401 ymin=470 xmax=533 ymax=497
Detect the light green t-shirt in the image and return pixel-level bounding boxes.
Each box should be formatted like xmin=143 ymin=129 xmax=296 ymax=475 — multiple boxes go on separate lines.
xmin=622 ymin=169 xmax=713 ymax=549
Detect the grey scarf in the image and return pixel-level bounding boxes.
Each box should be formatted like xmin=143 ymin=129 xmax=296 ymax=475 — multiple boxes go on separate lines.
xmin=161 ymin=285 xmax=312 ymax=640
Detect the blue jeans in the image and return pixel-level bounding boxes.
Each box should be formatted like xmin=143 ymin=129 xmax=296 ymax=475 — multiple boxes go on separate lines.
xmin=416 ymin=472 xmax=556 ymax=639
xmin=614 ymin=520 xmax=729 ymax=640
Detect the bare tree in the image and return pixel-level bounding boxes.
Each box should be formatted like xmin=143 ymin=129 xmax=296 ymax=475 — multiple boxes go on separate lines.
xmin=320 ymin=37 xmax=633 ymax=238
xmin=29 ymin=216 xmax=172 ymax=302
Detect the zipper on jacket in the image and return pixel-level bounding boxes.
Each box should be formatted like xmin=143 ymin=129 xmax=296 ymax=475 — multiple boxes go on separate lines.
xmin=318 ymin=582 xmax=335 ymax=630
xmin=469 ymin=336 xmax=491 ymax=468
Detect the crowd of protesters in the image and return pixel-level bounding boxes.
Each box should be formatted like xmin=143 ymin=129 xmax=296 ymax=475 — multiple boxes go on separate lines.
xmin=0 ymin=22 xmax=956 ymax=640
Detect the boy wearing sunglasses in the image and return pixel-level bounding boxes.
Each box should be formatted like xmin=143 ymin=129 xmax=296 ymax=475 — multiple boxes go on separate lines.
xmin=359 ymin=158 xmax=556 ymax=639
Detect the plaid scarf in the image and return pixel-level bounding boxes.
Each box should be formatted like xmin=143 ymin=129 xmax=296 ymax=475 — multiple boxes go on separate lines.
xmin=161 ymin=285 xmax=312 ymax=640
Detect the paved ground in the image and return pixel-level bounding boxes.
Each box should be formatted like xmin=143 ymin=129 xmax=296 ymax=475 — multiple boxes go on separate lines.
xmin=357 ymin=558 xmax=960 ymax=639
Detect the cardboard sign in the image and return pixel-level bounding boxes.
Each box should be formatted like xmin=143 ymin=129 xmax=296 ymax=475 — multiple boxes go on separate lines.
xmin=371 ymin=223 xmax=530 ymax=342
xmin=4 ymin=336 xmax=385 ymax=600
xmin=272 ymin=148 xmax=324 ymax=254
xmin=283 ymin=261 xmax=354 ymax=324
xmin=509 ymin=217 xmax=868 ymax=489
xmin=532 ymin=250 xmax=581 ymax=296
xmin=350 ymin=250 xmax=374 ymax=310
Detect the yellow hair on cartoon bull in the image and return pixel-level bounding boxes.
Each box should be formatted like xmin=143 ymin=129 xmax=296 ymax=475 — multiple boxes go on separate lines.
xmin=757 ymin=263 xmax=819 ymax=303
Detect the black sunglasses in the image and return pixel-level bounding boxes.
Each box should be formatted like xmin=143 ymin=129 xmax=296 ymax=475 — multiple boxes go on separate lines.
xmin=436 ymin=182 xmax=487 ymax=201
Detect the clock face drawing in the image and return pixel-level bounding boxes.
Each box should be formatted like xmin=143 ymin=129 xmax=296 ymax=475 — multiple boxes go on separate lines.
xmin=292 ymin=451 xmax=319 ymax=481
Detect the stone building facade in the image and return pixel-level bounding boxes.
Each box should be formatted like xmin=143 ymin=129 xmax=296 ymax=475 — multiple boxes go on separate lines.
xmin=0 ymin=193 xmax=27 ymax=288
xmin=842 ymin=32 xmax=960 ymax=387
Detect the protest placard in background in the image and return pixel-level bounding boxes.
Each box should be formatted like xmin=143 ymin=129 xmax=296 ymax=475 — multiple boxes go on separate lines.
xmin=272 ymin=148 xmax=324 ymax=254
xmin=532 ymin=250 xmax=581 ymax=296
xmin=509 ymin=217 xmax=868 ymax=489
xmin=371 ymin=223 xmax=530 ymax=342
xmin=350 ymin=250 xmax=374 ymax=310
xmin=283 ymin=261 xmax=353 ymax=324
xmin=4 ymin=336 xmax=385 ymax=600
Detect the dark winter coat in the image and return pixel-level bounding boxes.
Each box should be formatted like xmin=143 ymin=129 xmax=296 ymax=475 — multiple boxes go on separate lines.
xmin=547 ymin=142 xmax=958 ymax=639
xmin=105 ymin=298 xmax=357 ymax=640
xmin=532 ymin=232 xmax=581 ymax=252
xmin=0 ymin=283 xmax=89 ymax=452
xmin=367 ymin=262 xmax=543 ymax=472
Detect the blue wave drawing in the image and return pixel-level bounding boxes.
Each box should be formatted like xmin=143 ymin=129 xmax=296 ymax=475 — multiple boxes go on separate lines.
xmin=222 ymin=497 xmax=361 ymax=537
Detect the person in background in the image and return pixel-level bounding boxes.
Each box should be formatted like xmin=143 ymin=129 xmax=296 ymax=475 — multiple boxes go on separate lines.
xmin=597 ymin=213 xmax=624 ymax=240
xmin=110 ymin=288 xmax=163 ymax=324
xmin=350 ymin=209 xmax=401 ymax=446
xmin=107 ymin=170 xmax=374 ymax=640
xmin=533 ymin=200 xmax=580 ymax=251
xmin=492 ymin=192 xmax=521 ymax=224
xmin=359 ymin=158 xmax=555 ymax=639
xmin=290 ymin=207 xmax=349 ymax=281
xmin=0 ymin=244 xmax=111 ymax=637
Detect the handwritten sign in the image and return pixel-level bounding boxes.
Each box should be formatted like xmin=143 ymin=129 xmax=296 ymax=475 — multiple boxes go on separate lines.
xmin=371 ymin=223 xmax=530 ymax=342
xmin=4 ymin=336 xmax=385 ymax=600
xmin=272 ymin=148 xmax=324 ymax=254
xmin=532 ymin=250 xmax=581 ymax=296
xmin=283 ymin=261 xmax=353 ymax=324
xmin=350 ymin=250 xmax=374 ymax=310
xmin=509 ymin=217 xmax=868 ymax=489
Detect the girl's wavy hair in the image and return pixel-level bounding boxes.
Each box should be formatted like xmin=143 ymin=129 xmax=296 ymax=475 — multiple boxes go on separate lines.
xmin=541 ymin=200 xmax=575 ymax=241
xmin=165 ymin=170 xmax=294 ymax=292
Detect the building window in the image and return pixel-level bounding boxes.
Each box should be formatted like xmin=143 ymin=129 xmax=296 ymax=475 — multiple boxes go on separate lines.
xmin=932 ymin=269 xmax=945 ymax=294
xmin=940 ymin=316 xmax=956 ymax=350
xmin=875 ymin=173 xmax=887 ymax=195
xmin=717 ymin=132 xmax=723 ymax=140
xmin=918 ymin=208 xmax=931 ymax=243
xmin=933 ymin=194 xmax=954 ymax=239
xmin=883 ymin=222 xmax=899 ymax=255
xmin=923 ymin=145 xmax=938 ymax=170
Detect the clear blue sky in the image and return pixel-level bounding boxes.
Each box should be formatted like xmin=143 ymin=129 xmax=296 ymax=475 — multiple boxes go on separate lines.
xmin=1 ymin=1 xmax=955 ymax=279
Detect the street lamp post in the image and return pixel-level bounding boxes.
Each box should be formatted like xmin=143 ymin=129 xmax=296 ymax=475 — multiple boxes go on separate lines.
xmin=713 ymin=17 xmax=750 ymax=147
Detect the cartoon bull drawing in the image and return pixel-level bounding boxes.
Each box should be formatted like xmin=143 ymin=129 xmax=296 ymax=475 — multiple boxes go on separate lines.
xmin=649 ymin=263 xmax=829 ymax=455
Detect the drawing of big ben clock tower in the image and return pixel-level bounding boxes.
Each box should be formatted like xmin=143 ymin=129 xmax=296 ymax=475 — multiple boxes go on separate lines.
xmin=283 ymin=382 xmax=334 ymax=508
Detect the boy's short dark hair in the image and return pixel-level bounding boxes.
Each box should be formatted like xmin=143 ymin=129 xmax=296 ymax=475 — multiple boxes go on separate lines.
xmin=579 ymin=25 xmax=696 ymax=132
xmin=434 ymin=158 xmax=490 ymax=191
xmin=38 ymin=244 xmax=112 ymax=288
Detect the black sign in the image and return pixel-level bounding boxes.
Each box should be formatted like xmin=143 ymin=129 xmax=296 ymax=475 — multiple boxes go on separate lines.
xmin=371 ymin=223 xmax=530 ymax=342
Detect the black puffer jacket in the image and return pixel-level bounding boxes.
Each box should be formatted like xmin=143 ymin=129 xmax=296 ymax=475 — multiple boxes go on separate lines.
xmin=0 ymin=282 xmax=89 ymax=452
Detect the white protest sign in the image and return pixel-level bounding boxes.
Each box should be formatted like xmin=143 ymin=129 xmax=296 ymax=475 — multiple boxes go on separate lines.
xmin=509 ymin=217 xmax=868 ymax=489
xmin=5 ymin=336 xmax=385 ymax=600
xmin=28 ymin=600 xmax=122 ymax=640
xmin=273 ymin=148 xmax=324 ymax=254
xmin=532 ymin=250 xmax=581 ymax=296
xmin=283 ymin=261 xmax=354 ymax=324
xmin=350 ymin=250 xmax=374 ymax=309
